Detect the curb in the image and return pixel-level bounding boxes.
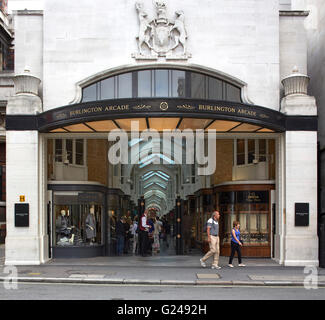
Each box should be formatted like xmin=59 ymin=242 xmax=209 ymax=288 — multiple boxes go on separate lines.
xmin=0 ymin=277 xmax=324 ymax=287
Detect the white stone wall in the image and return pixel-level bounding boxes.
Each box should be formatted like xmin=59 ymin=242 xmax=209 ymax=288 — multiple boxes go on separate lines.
xmin=306 ymin=0 xmax=325 ymax=212
xmin=283 ymin=131 xmax=318 ymax=266
xmin=38 ymin=0 xmax=280 ymax=111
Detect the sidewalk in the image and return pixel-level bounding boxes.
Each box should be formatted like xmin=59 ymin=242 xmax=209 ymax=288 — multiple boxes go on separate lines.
xmin=0 ymin=247 xmax=324 ymax=287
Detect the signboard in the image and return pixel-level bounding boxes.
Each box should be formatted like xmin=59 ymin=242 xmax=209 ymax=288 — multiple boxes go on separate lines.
xmin=295 ymin=203 xmax=309 ymax=227
xmin=15 ymin=203 xmax=29 ymax=227
xmin=77 ymin=193 xmax=101 ymax=204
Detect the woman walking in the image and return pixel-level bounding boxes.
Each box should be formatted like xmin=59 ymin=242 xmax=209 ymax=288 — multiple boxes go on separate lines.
xmin=228 ymin=221 xmax=245 ymax=267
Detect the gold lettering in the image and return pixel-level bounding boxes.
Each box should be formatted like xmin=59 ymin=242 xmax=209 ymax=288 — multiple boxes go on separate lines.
xmin=237 ymin=109 xmax=256 ymax=117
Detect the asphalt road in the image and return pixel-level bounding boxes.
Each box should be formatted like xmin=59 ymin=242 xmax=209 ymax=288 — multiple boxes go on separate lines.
xmin=0 ymin=282 xmax=324 ymax=300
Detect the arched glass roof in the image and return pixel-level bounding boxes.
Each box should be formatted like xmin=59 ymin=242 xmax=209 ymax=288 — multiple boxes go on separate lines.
xmin=82 ymin=68 xmax=242 ymax=103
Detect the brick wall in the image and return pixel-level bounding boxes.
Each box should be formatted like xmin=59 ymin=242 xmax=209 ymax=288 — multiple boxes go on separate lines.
xmin=87 ymin=139 xmax=108 ymax=186
xmin=211 ymin=140 xmax=233 ymax=185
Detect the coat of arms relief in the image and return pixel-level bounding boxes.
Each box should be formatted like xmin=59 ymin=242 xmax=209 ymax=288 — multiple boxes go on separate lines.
xmin=132 ymin=1 xmax=191 ymax=60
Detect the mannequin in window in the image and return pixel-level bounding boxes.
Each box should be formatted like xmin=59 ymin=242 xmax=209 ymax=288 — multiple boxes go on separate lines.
xmin=56 ymin=209 xmax=73 ymax=244
xmin=85 ymin=206 xmax=97 ymax=245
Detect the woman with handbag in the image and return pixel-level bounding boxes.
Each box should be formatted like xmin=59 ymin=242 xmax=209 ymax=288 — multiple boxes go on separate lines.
xmin=228 ymin=221 xmax=246 ymax=267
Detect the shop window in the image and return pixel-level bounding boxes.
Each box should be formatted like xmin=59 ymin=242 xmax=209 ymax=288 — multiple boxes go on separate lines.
xmin=53 ymin=192 xmax=104 ymax=247
xmin=219 ymin=190 xmax=270 ymax=247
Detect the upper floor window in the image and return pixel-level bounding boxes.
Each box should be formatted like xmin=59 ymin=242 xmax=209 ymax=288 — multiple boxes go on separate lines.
xmin=82 ymin=69 xmax=242 ymax=103
xmin=54 ymin=139 xmax=85 ymax=166
xmin=234 ymin=139 xmax=269 ymax=167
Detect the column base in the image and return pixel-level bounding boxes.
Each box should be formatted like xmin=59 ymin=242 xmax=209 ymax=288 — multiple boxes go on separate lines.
xmin=5 ymin=236 xmax=42 ymax=265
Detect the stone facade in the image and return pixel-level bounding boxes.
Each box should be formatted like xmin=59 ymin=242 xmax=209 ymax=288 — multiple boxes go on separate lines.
xmin=2 ymin=0 xmax=320 ymax=266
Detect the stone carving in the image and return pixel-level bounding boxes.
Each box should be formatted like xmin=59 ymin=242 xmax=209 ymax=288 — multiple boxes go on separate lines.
xmin=132 ymin=1 xmax=191 ymax=60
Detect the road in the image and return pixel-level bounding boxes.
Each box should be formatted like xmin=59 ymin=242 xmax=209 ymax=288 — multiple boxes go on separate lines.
xmin=0 ymin=282 xmax=324 ymax=300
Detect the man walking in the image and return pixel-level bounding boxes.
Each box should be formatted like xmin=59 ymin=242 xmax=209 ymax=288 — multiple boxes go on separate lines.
xmin=200 ymin=211 xmax=221 ymax=269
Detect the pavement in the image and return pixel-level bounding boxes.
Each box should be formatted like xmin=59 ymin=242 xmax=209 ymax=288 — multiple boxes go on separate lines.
xmin=0 ymin=244 xmax=324 ymax=287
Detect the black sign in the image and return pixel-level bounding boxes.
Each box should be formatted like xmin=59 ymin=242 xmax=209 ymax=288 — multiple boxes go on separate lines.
xmin=77 ymin=193 xmax=101 ymax=204
xmin=295 ymin=203 xmax=309 ymax=226
xmin=15 ymin=203 xmax=29 ymax=227
xmin=237 ymin=191 xmax=269 ymax=204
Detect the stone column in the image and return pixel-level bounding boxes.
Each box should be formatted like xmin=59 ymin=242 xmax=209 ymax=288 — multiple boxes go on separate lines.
xmin=5 ymin=69 xmax=46 ymax=265
xmin=280 ymin=67 xmax=319 ymax=266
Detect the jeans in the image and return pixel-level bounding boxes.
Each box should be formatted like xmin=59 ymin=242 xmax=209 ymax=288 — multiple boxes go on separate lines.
xmin=116 ymin=235 xmax=124 ymax=255
xmin=229 ymin=241 xmax=242 ymax=264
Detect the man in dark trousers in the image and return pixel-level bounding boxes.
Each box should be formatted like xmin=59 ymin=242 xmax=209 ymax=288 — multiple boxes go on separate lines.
xmin=138 ymin=209 xmax=151 ymax=257
xmin=116 ymin=216 xmax=126 ymax=256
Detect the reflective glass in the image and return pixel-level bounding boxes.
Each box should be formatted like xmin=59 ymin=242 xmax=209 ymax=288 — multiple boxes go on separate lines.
xmin=191 ymin=73 xmax=206 ymax=99
xmin=83 ymin=84 xmax=97 ymax=102
xmin=226 ymin=83 xmax=241 ymax=102
xmin=171 ymin=70 xmax=185 ymax=97
xmin=118 ymin=73 xmax=132 ymax=98
xmin=208 ymin=77 xmax=223 ymax=100
xmin=138 ymin=70 xmax=152 ymax=97
xmin=155 ymin=70 xmax=169 ymax=97
xmin=101 ymin=77 xmax=115 ymax=100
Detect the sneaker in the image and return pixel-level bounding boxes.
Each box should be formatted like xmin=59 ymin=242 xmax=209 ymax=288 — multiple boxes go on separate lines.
xmin=200 ymin=258 xmax=207 ymax=268
xmin=211 ymin=265 xmax=221 ymax=269
xmin=228 ymin=264 xmax=234 ymax=268
xmin=238 ymin=263 xmax=246 ymax=267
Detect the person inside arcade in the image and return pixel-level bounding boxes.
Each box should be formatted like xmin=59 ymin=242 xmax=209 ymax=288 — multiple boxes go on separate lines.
xmin=138 ymin=209 xmax=152 ymax=257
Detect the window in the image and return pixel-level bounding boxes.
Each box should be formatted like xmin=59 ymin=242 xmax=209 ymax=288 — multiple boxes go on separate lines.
xmin=54 ymin=139 xmax=85 ymax=166
xmin=236 ymin=139 xmax=245 ymax=165
xmin=235 ymin=139 xmax=268 ymax=166
xmin=247 ymin=139 xmax=255 ymax=164
xmin=55 ymin=139 xmax=63 ymax=162
xmin=82 ymin=69 xmax=242 ymax=103
xmin=75 ymin=139 xmax=84 ymax=165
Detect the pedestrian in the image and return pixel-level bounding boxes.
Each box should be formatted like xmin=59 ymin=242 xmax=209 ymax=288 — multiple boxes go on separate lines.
xmin=130 ymin=216 xmax=139 ymax=255
xmin=147 ymin=216 xmax=155 ymax=254
xmin=200 ymin=211 xmax=221 ymax=269
xmin=116 ymin=216 xmax=126 ymax=256
xmin=228 ymin=221 xmax=246 ymax=267
xmin=152 ymin=217 xmax=161 ymax=254
xmin=123 ymin=216 xmax=130 ymax=254
xmin=138 ymin=209 xmax=151 ymax=257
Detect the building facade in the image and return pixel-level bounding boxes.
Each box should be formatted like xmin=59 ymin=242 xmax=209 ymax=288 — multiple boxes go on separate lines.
xmin=0 ymin=0 xmax=13 ymax=244
xmin=4 ymin=0 xmax=319 ymax=266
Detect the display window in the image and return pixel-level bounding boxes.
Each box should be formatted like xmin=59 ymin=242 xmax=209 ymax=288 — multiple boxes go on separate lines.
xmin=53 ymin=192 xmax=104 ymax=247
xmin=219 ymin=190 xmax=270 ymax=246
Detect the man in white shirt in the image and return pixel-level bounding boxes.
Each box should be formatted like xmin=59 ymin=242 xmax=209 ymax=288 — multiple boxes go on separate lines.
xmin=139 ymin=210 xmax=151 ymax=256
